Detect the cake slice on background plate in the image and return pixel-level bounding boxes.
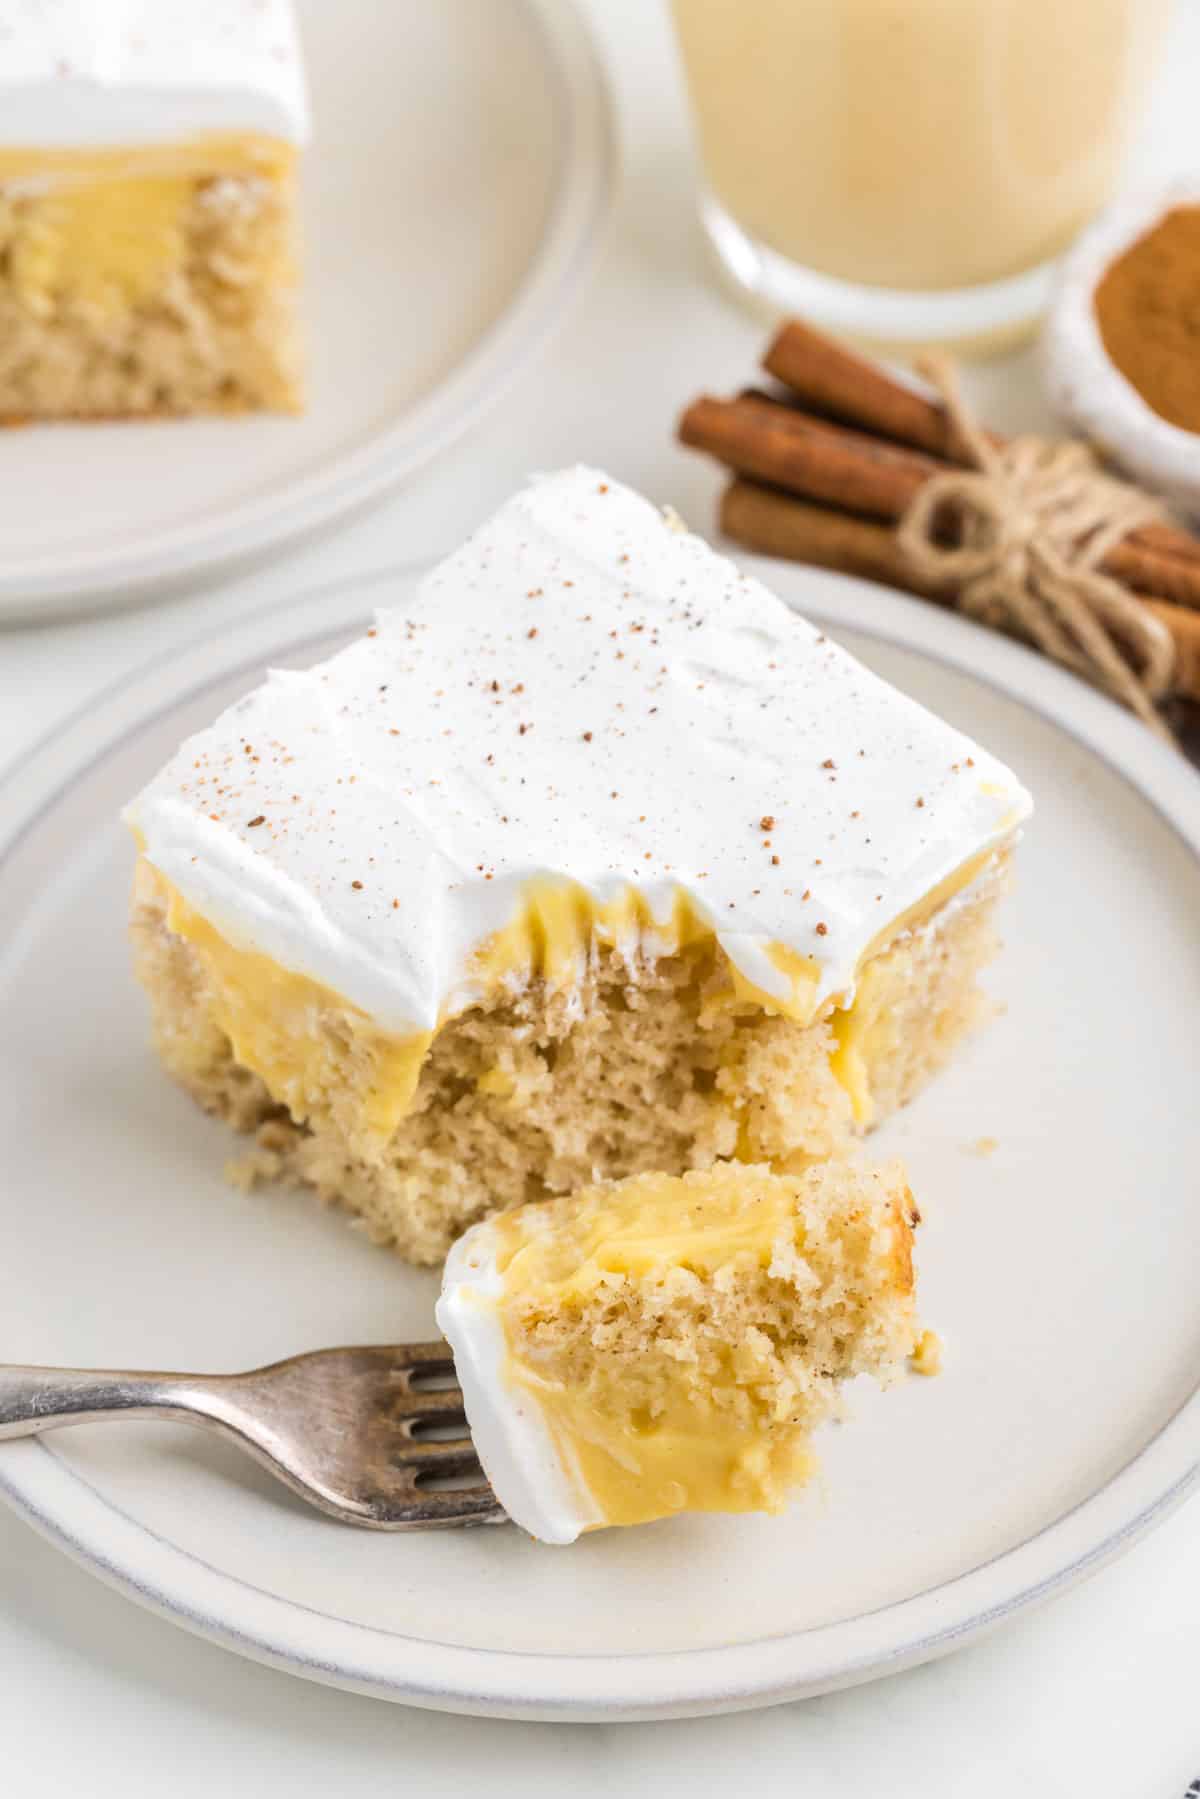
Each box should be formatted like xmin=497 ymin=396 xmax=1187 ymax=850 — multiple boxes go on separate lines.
xmin=125 ymin=466 xmax=1032 ymax=1266
xmin=0 ymin=0 xmax=308 ymax=418
xmin=437 ymin=1160 xmax=922 ymax=1540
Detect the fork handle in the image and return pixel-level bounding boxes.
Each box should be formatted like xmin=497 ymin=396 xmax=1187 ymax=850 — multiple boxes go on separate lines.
xmin=0 ymin=1364 xmax=210 ymax=1439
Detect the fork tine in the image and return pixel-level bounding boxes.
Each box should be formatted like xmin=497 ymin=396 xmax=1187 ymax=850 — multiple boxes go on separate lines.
xmin=380 ymin=1486 xmax=504 ymax=1528
xmin=391 ymin=1385 xmax=466 ymax=1419
xmin=392 ymin=1436 xmax=479 ymax=1470
xmin=227 ymin=1343 xmax=512 ymax=1529
xmin=412 ymin=1474 xmax=495 ymax=1499
xmin=395 ymin=1341 xmax=457 ymax=1372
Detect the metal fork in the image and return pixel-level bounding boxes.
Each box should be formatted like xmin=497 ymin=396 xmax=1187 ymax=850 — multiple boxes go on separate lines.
xmin=0 ymin=1344 xmax=505 ymax=1529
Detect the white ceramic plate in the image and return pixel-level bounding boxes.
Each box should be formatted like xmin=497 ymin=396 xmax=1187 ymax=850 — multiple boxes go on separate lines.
xmin=1 ymin=561 xmax=1199 ymax=1721
xmin=0 ymin=0 xmax=613 ymax=620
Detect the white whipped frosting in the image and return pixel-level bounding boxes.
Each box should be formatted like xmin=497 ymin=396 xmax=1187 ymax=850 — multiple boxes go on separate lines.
xmin=0 ymin=0 xmax=308 ymax=148
xmin=126 ymin=466 xmax=1032 ymax=1036
xmin=436 ymin=1221 xmax=598 ymax=1544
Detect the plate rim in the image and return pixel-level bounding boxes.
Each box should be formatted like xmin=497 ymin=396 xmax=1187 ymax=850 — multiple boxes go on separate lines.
xmin=1 ymin=559 xmax=1198 ymax=1720
xmin=0 ymin=0 xmax=616 ymax=618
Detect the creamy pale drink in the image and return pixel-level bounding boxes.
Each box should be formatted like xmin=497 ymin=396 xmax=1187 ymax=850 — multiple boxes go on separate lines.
xmin=672 ymin=0 xmax=1171 ymax=336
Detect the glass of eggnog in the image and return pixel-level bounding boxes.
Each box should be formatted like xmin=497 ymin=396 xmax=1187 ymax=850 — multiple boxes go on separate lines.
xmin=671 ymin=0 xmax=1173 ymax=350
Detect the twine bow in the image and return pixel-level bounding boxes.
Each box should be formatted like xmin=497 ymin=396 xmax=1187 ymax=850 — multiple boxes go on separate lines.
xmin=896 ymin=356 xmax=1177 ymax=742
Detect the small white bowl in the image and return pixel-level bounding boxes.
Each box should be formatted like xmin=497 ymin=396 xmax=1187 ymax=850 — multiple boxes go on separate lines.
xmin=1043 ymin=178 xmax=1200 ymax=516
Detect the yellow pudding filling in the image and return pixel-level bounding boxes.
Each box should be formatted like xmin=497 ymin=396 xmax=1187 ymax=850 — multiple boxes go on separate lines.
xmin=131 ymin=838 xmax=1007 ymax=1265
xmin=831 ymin=847 xmax=998 ymax=1126
xmin=0 ymin=135 xmax=296 ymax=319
xmin=139 ymin=861 xmax=825 ymax=1150
xmin=486 ymin=1163 xmax=919 ymax=1528
xmin=472 ymin=875 xmax=822 ymax=1023
xmin=149 ymin=869 xmax=430 ymax=1150
xmin=0 ymin=137 xmax=295 ymax=184
xmin=0 ymin=130 xmax=303 ymax=417
xmin=137 ymin=850 xmax=999 ymax=1152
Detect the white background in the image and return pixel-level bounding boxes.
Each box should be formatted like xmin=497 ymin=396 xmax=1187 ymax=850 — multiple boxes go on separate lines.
xmin=2 ymin=1 xmax=1199 ymax=1791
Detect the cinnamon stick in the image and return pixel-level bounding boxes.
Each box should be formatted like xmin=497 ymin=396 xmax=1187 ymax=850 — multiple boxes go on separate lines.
xmin=763 ymin=319 xmax=971 ymax=460
xmin=1164 ymin=597 xmax=1200 ymax=698
xmin=720 ymin=478 xmax=1200 ymax=703
xmin=720 ymin=479 xmax=940 ymax=599
xmin=679 ymin=393 xmax=933 ymax=517
xmin=680 ymin=392 xmax=1200 ymax=611
xmin=762 ymin=318 xmax=1200 ymax=577
xmin=1103 ymin=536 xmax=1200 ymax=609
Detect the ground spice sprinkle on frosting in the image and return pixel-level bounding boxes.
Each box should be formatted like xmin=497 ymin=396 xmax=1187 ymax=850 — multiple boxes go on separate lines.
xmin=126 ymin=466 xmax=1031 ymax=1037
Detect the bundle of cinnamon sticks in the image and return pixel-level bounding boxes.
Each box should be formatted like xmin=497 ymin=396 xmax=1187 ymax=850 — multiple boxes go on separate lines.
xmin=678 ymin=320 xmax=1200 ymax=704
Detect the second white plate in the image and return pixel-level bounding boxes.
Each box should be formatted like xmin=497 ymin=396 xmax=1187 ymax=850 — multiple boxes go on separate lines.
xmin=0 ymin=0 xmax=614 ymax=619
xmin=1 ymin=562 xmax=1198 ymax=1719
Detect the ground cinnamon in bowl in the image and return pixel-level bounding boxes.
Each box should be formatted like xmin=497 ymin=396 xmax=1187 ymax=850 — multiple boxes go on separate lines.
xmin=1094 ymin=206 xmax=1200 ymax=432
xmin=1045 ymin=183 xmax=1200 ymax=518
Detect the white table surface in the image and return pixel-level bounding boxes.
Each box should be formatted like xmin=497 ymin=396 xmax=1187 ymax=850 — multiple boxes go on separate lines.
xmin=3 ymin=2 xmax=1199 ymax=1791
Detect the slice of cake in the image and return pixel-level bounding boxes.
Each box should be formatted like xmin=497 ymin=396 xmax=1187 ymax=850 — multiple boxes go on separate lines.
xmin=0 ymin=0 xmax=308 ymax=418
xmin=436 ymin=1161 xmax=920 ymax=1541
xmin=125 ymin=467 xmax=1031 ymax=1265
